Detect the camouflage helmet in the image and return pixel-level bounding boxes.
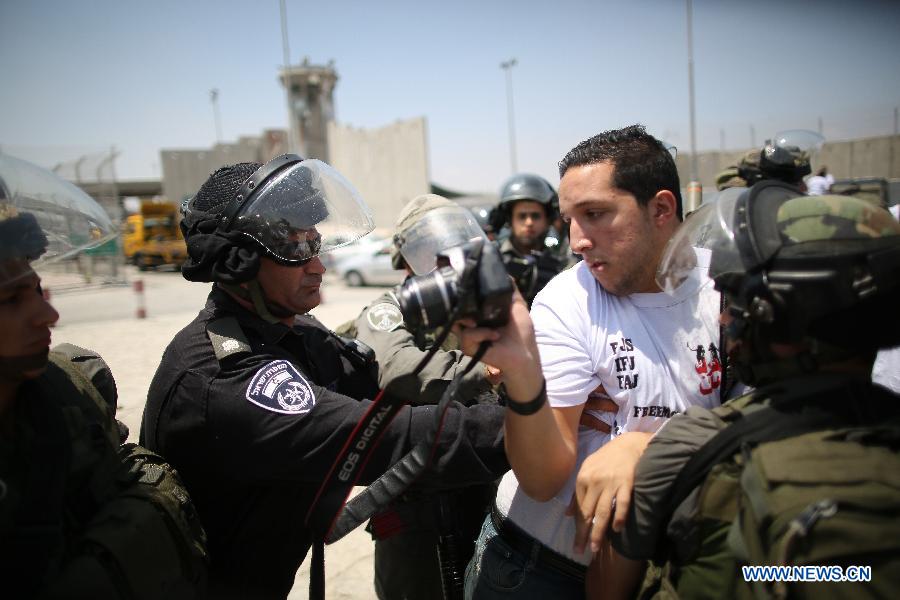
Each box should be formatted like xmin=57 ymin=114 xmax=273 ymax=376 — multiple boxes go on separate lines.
xmin=657 ymin=180 xmax=900 ymax=384
xmin=0 ymin=155 xmax=116 ymax=287
xmin=391 ymin=194 xmax=486 ymax=274
xmin=716 ymin=150 xmax=762 ymax=191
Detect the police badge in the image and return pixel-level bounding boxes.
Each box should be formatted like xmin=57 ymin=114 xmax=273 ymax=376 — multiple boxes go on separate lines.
xmin=245 ymin=360 xmax=316 ymax=415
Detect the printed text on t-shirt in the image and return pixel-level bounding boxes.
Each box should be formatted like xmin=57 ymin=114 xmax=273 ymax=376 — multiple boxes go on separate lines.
xmin=609 ymin=338 xmax=639 ymax=390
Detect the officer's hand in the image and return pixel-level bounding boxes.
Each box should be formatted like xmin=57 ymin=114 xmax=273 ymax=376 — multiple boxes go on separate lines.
xmin=579 ymin=383 xmax=618 ymax=434
xmin=566 ymin=432 xmax=652 ymax=554
xmin=453 ymin=287 xmax=543 ymax=403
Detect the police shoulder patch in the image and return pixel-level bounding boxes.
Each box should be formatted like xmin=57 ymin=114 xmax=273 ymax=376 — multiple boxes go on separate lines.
xmin=366 ymin=302 xmax=404 ymax=332
xmin=245 ymin=360 xmax=316 ymax=415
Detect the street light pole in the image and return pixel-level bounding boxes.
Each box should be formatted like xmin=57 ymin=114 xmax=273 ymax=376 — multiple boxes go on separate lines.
xmin=279 ymin=0 xmax=297 ymax=154
xmin=685 ymin=0 xmax=701 ymax=212
xmin=500 ymin=58 xmax=518 ymax=174
xmin=210 ymin=88 xmax=223 ymax=143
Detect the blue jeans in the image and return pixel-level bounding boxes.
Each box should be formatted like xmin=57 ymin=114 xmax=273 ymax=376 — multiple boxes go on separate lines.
xmin=464 ymin=514 xmax=585 ymax=600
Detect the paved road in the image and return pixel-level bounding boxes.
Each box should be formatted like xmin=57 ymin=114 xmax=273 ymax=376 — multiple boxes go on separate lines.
xmin=45 ymin=266 xmax=392 ymax=599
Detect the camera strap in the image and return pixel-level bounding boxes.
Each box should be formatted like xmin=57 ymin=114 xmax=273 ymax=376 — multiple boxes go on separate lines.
xmin=304 ymin=245 xmax=489 ymax=600
xmin=326 ymin=343 xmax=488 ymax=543
xmin=305 ymin=337 xmax=489 ymax=541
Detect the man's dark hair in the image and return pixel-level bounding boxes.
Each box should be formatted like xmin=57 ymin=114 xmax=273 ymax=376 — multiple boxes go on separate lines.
xmin=558 ymin=124 xmax=683 ymax=220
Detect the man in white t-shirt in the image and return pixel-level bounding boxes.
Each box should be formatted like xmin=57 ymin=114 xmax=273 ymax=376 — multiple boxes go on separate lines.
xmin=805 ymin=166 xmax=835 ymax=195
xmin=459 ymin=125 xmax=730 ymax=599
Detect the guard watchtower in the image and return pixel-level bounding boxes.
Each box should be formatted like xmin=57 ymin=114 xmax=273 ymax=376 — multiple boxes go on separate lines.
xmin=279 ymin=58 xmax=338 ymax=162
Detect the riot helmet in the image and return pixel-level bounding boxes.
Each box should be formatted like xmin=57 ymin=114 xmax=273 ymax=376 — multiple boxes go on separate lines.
xmin=496 ymin=173 xmax=559 ymax=225
xmin=0 ymin=155 xmax=117 ymax=287
xmin=758 ymin=130 xmax=824 ymax=186
xmin=180 ymin=154 xmax=374 ymax=284
xmin=392 ymin=194 xmax=486 ymax=275
xmin=657 ymin=180 xmax=900 ymax=385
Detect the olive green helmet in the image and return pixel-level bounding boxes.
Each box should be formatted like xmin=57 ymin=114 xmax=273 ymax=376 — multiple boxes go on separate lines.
xmin=391 ymin=194 xmax=485 ymax=274
xmin=657 ymin=180 xmax=900 ymax=384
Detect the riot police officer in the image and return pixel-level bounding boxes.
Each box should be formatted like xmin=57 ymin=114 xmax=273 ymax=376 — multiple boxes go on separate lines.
xmin=140 ymin=156 xmax=509 ymax=599
xmin=0 ymin=155 xmax=207 ymax=599
xmin=494 ymin=173 xmax=569 ymax=306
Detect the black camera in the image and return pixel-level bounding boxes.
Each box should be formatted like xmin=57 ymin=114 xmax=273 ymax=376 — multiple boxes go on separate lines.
xmin=397 ymin=238 xmax=513 ymax=329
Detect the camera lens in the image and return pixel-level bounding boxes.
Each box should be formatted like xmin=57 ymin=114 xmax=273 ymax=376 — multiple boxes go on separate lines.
xmin=397 ymin=267 xmax=459 ymax=329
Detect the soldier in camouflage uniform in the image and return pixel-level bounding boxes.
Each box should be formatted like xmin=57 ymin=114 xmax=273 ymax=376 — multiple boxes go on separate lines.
xmin=342 ymin=194 xmax=504 ymax=600
xmin=576 ymin=181 xmax=900 ymax=599
xmin=0 ymin=155 xmax=207 ymax=599
xmin=715 ymin=130 xmax=823 ymax=191
xmin=494 ymin=174 xmax=569 ymax=307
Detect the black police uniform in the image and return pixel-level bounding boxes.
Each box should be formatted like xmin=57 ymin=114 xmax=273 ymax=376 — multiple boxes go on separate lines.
xmin=140 ymin=286 xmax=509 ymax=599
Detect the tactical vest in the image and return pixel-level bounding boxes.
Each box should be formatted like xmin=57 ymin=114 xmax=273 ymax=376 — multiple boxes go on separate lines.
xmin=500 ymin=244 xmax=567 ymax=307
xmin=640 ymin=377 xmax=900 ymax=600
xmin=0 ymin=351 xmax=208 ymax=599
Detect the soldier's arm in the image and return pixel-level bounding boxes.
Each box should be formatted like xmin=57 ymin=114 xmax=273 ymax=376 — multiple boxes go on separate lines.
xmin=353 ymin=298 xmax=493 ymax=406
xmin=153 ymin=348 xmax=509 ymax=489
xmin=609 ymin=407 xmax=725 ymax=559
xmin=52 ymin=342 xmax=127 ymax=442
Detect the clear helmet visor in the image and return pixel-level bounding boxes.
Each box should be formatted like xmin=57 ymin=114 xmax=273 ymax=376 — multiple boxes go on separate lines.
xmin=397 ymin=206 xmax=487 ymax=275
xmin=655 ymin=181 xmax=892 ymax=295
xmin=656 ymin=187 xmax=745 ymax=292
xmin=765 ymin=129 xmax=825 ymax=168
xmin=231 ymin=159 xmax=374 ymax=263
xmin=0 ymin=155 xmax=117 ymax=286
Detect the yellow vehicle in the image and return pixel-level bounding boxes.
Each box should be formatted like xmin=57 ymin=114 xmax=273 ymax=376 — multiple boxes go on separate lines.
xmin=123 ymin=200 xmax=187 ymax=270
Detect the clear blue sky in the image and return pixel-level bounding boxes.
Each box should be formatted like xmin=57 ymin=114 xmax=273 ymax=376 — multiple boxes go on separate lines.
xmin=2 ymin=0 xmax=899 ymax=193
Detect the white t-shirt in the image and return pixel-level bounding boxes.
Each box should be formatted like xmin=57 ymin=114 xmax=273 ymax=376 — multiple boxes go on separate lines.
xmin=495 ymin=249 xmax=723 ymax=565
xmin=806 ymin=174 xmax=834 ymax=196
xmin=873 ymin=346 xmax=900 ymax=393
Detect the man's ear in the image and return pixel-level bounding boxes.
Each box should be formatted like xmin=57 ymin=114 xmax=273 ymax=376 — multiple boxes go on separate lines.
xmin=649 ymin=190 xmax=678 ymax=225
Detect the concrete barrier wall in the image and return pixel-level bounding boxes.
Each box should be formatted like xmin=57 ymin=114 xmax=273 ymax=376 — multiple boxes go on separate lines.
xmin=327 ymin=117 xmax=431 ymax=230
xmin=160 ymin=130 xmax=287 ymax=205
xmin=161 ymin=138 xmax=262 ymax=205
xmin=677 ymin=134 xmax=900 ymax=191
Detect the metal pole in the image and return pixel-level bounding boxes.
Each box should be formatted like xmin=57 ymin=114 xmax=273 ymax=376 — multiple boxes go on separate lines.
xmin=210 ymin=88 xmax=223 ymax=143
xmin=500 ymin=58 xmax=518 ymax=174
xmin=750 ymin=124 xmax=756 ymax=149
xmin=280 ymin=0 xmax=297 ymax=154
xmin=892 ymin=107 xmax=898 ymax=178
xmin=685 ymin=0 xmax=701 ymax=212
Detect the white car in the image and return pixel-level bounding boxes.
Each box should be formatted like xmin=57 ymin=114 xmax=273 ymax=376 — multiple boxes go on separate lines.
xmin=332 ymin=239 xmax=405 ymax=287
xmin=321 ymin=234 xmax=389 ymax=268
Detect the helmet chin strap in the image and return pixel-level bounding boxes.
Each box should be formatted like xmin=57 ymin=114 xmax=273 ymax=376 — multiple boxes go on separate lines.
xmin=220 ymin=281 xmax=295 ymax=325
